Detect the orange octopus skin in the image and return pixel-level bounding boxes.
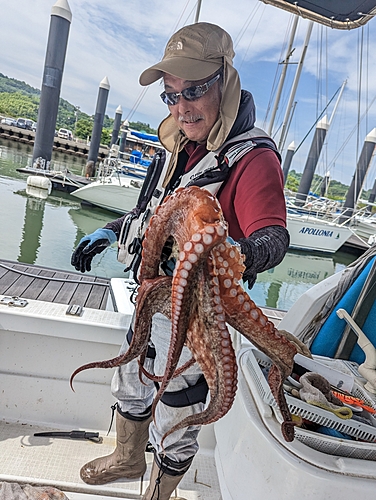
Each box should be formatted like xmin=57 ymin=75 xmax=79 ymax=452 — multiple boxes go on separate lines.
xmin=70 ymin=186 xmax=297 ymax=443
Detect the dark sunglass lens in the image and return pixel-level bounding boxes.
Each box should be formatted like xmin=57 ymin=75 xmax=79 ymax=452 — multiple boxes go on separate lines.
xmin=161 ymin=91 xmax=179 ymax=106
xmin=183 ymin=85 xmax=203 ymax=101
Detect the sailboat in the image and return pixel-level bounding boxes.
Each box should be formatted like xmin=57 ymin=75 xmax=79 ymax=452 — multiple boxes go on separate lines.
xmin=263 ymin=6 xmax=376 ymax=254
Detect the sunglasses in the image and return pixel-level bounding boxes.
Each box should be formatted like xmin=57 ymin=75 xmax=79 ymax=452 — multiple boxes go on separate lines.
xmin=160 ymin=73 xmax=220 ymax=106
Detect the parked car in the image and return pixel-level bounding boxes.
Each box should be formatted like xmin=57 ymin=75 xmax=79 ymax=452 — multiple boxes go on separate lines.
xmin=15 ymin=118 xmax=34 ymax=130
xmin=57 ymin=128 xmax=73 ymax=140
xmin=1 ymin=117 xmax=16 ymax=126
xmin=31 ymin=122 xmax=37 ymax=132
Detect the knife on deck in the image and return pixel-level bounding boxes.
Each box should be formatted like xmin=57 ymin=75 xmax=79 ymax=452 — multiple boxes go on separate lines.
xmin=34 ymin=430 xmax=102 ymax=442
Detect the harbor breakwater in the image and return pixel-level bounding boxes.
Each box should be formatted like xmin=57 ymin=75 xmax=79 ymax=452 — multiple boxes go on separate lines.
xmin=0 ymin=123 xmax=109 ymax=161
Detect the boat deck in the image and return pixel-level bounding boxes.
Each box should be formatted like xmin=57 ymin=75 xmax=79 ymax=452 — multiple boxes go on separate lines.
xmin=0 ymin=420 xmax=221 ymax=500
xmin=0 ymin=260 xmax=111 ymax=311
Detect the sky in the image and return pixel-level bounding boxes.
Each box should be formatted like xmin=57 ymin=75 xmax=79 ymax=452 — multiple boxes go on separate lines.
xmin=1 ymin=0 xmax=376 ymax=187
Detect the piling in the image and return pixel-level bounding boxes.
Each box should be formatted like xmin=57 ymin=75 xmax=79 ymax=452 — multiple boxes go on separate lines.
xmin=110 ymin=105 xmax=122 ymax=147
xmin=295 ymin=116 xmax=329 ymax=206
xmin=32 ymin=0 xmax=72 ymax=168
xmin=282 ymin=141 xmax=295 ymax=185
xmin=340 ymin=128 xmax=376 ymax=222
xmin=87 ymin=77 xmax=110 ymax=173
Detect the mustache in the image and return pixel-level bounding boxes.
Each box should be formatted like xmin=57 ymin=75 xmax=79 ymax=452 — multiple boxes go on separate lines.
xmin=178 ymin=115 xmax=204 ymax=123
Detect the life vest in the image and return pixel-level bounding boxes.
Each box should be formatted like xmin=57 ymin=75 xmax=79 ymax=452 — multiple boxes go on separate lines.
xmin=117 ymin=127 xmax=280 ymax=275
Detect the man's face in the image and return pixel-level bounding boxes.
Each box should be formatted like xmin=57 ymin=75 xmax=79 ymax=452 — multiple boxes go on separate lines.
xmin=163 ymin=73 xmax=222 ymax=144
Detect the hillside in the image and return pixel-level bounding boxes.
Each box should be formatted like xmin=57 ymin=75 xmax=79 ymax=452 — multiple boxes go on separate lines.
xmin=0 ymin=73 xmax=157 ymax=145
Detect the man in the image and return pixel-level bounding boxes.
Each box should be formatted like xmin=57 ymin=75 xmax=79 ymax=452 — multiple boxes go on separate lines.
xmin=71 ymin=22 xmax=289 ymax=500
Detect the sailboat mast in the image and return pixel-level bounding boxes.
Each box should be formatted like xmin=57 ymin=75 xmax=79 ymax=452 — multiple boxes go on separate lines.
xmin=194 ymin=0 xmax=202 ymax=23
xmin=278 ymin=20 xmax=314 ymax=152
xmin=267 ymin=15 xmax=299 ymax=136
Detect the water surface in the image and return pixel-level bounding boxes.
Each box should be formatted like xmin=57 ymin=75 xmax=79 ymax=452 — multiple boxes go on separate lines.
xmin=0 ymin=138 xmax=357 ymax=310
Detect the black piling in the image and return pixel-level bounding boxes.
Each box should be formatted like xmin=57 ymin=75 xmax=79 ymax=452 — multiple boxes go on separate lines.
xmin=340 ymin=128 xmax=376 ymax=223
xmin=32 ymin=0 xmax=72 ymax=168
xmin=110 ymin=105 xmax=122 ymax=147
xmin=282 ymin=141 xmax=295 ymax=185
xmin=295 ymin=116 xmax=329 ymax=206
xmin=87 ymin=77 xmax=110 ymax=172
xmin=119 ymin=119 xmax=129 ymax=154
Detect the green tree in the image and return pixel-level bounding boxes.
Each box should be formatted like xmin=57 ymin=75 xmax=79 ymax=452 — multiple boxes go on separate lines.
xmin=129 ymin=121 xmax=157 ymax=134
xmin=101 ymin=128 xmax=111 ymax=146
xmin=75 ymin=118 xmax=93 ymax=140
xmin=0 ymin=91 xmax=38 ymax=120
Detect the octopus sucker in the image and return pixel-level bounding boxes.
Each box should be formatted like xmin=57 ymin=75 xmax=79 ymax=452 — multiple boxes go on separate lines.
xmin=71 ymin=186 xmax=300 ymax=444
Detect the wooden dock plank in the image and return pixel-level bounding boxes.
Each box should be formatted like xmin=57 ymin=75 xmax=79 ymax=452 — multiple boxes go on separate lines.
xmin=37 ymin=270 xmax=72 ymax=302
xmin=69 ymin=279 xmax=96 ymax=307
xmin=6 ymin=266 xmax=53 ymax=299
xmin=0 ymin=260 xmax=110 ymax=310
xmin=27 ymin=268 xmax=63 ymax=300
xmin=85 ymin=278 xmax=108 ymax=309
xmin=0 ymin=264 xmax=33 ymax=295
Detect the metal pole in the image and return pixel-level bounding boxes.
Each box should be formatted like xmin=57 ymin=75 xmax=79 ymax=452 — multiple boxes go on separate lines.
xmin=328 ymin=80 xmax=347 ymax=127
xmin=278 ymin=21 xmax=314 ymax=152
xmin=267 ymin=15 xmax=299 ymax=136
xmin=194 ymin=0 xmax=202 ymax=23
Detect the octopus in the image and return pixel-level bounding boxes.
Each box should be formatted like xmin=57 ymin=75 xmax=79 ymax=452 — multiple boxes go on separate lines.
xmin=70 ymin=186 xmax=300 ymax=443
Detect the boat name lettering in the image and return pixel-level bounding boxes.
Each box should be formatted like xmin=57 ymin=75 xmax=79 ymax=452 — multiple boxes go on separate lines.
xmin=287 ymin=268 xmax=321 ymax=280
xmin=299 ymin=227 xmax=333 ymax=237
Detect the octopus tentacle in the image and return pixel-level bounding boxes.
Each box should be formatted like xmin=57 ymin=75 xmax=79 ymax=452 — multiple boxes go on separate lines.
xmin=138 ymin=357 xmax=196 ymax=382
xmin=70 ymin=276 xmax=172 ymax=390
xmin=151 ymin=197 xmax=227 ymax=414
xmin=71 ymin=186 xmax=299 ymax=444
xmin=161 ymin=261 xmax=238 ymax=446
xmin=210 ymin=242 xmax=297 ymax=440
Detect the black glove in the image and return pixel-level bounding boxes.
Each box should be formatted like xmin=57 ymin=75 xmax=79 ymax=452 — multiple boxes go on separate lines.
xmin=71 ymin=228 xmax=117 ymax=273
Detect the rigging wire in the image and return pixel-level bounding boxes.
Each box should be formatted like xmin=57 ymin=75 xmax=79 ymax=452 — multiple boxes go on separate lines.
xmin=124 ymin=0 xmax=193 ymax=122
xmin=325 ymin=94 xmax=376 ymax=174
xmin=237 ymin=5 xmax=266 ymax=73
xmin=233 ymin=2 xmax=262 ymax=51
xmin=354 ymin=26 xmax=364 ymax=205
xmin=293 ymin=84 xmax=342 ymax=155
xmin=263 ymin=15 xmax=295 ymax=130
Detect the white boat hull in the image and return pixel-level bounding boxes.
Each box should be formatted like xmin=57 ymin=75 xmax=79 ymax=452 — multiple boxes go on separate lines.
xmin=71 ymin=176 xmax=142 ymax=214
xmin=287 ymin=213 xmax=352 ymax=253
xmin=214 ymin=347 xmax=376 ymax=500
xmin=2 ymin=274 xmax=376 ymax=499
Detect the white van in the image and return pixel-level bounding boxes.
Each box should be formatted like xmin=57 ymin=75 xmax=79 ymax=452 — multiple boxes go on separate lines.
xmin=58 ymin=128 xmax=73 ymax=140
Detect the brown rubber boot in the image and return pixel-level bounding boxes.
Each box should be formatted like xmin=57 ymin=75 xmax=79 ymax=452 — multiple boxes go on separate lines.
xmin=80 ymin=407 xmax=152 ymax=485
xmin=142 ymin=454 xmax=193 ymax=500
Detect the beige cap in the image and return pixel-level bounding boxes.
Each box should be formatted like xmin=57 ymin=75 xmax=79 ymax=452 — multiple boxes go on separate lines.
xmin=140 ymin=22 xmax=235 ymax=85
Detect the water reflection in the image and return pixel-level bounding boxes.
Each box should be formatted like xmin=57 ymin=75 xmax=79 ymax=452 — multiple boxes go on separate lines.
xmin=250 ymin=249 xmax=355 ymax=310
xmin=18 ymin=192 xmax=45 ymax=264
